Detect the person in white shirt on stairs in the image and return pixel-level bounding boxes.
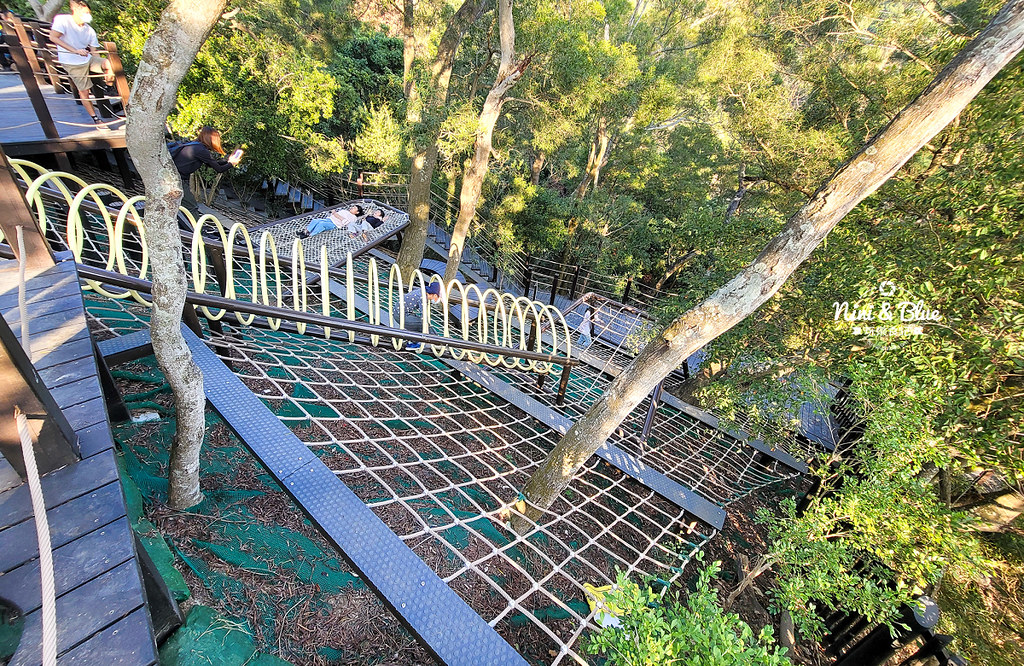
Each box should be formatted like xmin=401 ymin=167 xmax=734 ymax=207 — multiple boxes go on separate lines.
xmin=49 ymin=0 xmax=116 ymax=125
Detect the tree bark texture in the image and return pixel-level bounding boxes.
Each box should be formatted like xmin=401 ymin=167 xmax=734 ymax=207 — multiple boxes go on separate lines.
xmin=126 ymin=0 xmax=228 ymax=509
xmin=28 ymin=0 xmax=63 ymax=21
xmin=397 ymin=0 xmax=490 ymax=278
xmin=520 ymin=0 xmax=1024 ymax=520
xmin=573 ymin=116 xmax=610 ymax=200
xmin=444 ymin=0 xmax=527 ymax=284
xmin=530 ymin=151 xmax=545 ymax=186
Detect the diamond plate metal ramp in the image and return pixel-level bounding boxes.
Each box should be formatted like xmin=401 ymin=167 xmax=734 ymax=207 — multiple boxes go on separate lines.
xmin=98 ymin=327 xmax=529 ymax=666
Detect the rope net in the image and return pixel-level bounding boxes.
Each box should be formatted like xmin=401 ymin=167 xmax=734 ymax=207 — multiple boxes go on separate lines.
xmin=85 ymin=294 xmax=714 ymax=665
xmin=11 ymin=163 xmax=828 ymax=664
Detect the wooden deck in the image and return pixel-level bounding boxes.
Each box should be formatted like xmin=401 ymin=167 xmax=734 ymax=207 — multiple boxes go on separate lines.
xmin=0 ymin=258 xmax=157 ymax=665
xmin=0 ymin=70 xmax=126 ymax=156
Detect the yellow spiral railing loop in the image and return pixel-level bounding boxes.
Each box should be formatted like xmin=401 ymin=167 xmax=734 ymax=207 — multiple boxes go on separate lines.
xmin=6 ymin=160 xmax=574 ymax=372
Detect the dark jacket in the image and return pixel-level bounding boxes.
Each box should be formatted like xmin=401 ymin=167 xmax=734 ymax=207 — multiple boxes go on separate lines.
xmin=172 ymin=142 xmax=231 ymax=177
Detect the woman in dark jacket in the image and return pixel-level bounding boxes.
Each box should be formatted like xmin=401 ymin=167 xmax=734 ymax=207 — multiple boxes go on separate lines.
xmin=172 ymin=126 xmax=240 ymax=220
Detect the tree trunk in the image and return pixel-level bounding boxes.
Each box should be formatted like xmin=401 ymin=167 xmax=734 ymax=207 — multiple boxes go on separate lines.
xmin=397 ymin=0 xmax=490 ymax=279
xmin=724 ymin=163 xmax=748 ymax=223
xmin=445 ymin=0 xmax=527 ymax=285
xmin=519 ymin=0 xmax=1024 ymax=521
xmin=573 ymin=116 xmax=610 ymax=200
xmin=28 ymin=0 xmax=63 ymax=21
xmin=125 ymin=0 xmax=228 ymax=510
xmin=531 ymin=151 xmax=545 ymax=186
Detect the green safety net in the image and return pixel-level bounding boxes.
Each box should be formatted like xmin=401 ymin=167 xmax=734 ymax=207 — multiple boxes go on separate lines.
xmin=109 ymin=359 xmax=369 ymax=663
xmin=159 ymin=605 xmax=291 ymax=666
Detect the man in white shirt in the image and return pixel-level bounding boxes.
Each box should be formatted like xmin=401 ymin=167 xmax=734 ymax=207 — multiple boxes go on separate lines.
xmin=49 ymin=0 xmax=115 ymax=124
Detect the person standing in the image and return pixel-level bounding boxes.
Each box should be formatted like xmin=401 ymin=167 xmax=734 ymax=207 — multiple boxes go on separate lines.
xmin=576 ymin=308 xmax=595 ymax=350
xmin=49 ymin=0 xmax=115 ymax=124
xmin=171 ymin=126 xmax=241 ymax=221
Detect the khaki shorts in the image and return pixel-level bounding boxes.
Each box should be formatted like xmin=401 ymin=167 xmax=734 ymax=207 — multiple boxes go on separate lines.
xmin=62 ymin=54 xmax=107 ymax=92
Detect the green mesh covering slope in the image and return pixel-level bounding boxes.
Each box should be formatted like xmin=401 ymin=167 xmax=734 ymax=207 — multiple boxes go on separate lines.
xmin=108 ymin=359 xmax=367 ymax=662
xmin=159 ymin=605 xmax=291 ymax=666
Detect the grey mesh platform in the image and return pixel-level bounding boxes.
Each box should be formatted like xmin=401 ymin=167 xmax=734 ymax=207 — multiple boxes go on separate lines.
xmin=574 ymin=349 xmax=809 ymax=474
xmin=247 ymin=199 xmax=408 ymax=268
xmin=0 ymin=259 xmax=158 ymax=666
xmin=97 ymin=327 xmax=529 ymax=666
xmin=329 ymin=278 xmax=727 ymax=530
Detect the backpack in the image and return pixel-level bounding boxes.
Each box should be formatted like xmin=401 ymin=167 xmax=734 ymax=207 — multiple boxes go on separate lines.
xmin=167 ymin=140 xmax=199 ymax=159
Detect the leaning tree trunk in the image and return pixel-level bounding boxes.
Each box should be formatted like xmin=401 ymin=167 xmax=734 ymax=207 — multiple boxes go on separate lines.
xmin=520 ymin=0 xmax=1024 ymax=521
xmin=126 ymin=0 xmax=227 ymax=509
xmin=396 ymin=0 xmax=490 ymax=279
xmin=27 ymin=0 xmax=63 ymax=21
xmin=573 ymin=116 xmax=610 ymax=200
xmin=444 ymin=0 xmax=528 ymax=285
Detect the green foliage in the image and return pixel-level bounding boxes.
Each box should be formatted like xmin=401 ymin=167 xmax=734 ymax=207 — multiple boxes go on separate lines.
xmin=585 ymin=563 xmax=793 ymax=666
xmin=487 ymin=177 xmax=570 ymax=256
xmin=353 ymin=103 xmax=406 ymax=171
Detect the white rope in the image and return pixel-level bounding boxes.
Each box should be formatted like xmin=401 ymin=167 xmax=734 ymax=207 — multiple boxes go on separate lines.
xmin=16 ymin=409 xmax=58 ymax=666
xmin=14 ymin=233 xmax=58 ymax=665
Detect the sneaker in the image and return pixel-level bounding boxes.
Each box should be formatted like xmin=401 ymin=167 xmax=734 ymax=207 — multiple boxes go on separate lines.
xmin=296 ymin=230 xmax=310 ymax=239
xmin=406 ymin=342 xmax=422 ymax=351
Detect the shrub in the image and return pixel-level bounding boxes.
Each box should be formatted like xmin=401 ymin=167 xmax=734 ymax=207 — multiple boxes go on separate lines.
xmin=585 ymin=561 xmax=792 ymax=666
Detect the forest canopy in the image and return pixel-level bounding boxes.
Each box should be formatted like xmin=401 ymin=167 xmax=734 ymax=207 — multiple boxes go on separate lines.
xmin=22 ymin=0 xmax=1023 ymax=662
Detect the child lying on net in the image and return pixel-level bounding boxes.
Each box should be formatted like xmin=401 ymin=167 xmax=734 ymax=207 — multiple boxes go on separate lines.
xmin=296 ymin=204 xmax=366 ymax=239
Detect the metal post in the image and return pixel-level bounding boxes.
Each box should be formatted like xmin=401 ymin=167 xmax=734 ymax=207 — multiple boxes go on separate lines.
xmin=522 ymin=255 xmax=533 ymax=299
xmin=555 ymin=364 xmax=572 ymax=406
xmin=621 ymin=277 xmax=633 ymax=305
xmin=641 ymin=380 xmax=663 ymax=441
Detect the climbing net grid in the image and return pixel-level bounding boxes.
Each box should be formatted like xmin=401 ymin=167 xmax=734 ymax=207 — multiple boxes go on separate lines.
xmin=13 ymin=163 xmax=827 ymax=664
xmin=557 ymin=294 xmax=827 ymax=464
xmin=85 ymin=295 xmax=716 ymax=664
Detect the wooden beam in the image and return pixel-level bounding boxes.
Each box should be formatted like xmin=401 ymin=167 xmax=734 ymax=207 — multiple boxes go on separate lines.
xmin=0 ymin=312 xmax=79 ymax=479
xmin=0 ymin=145 xmax=55 ymax=273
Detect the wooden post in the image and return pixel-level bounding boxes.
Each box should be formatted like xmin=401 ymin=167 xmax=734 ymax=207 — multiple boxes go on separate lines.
xmin=621 ymin=277 xmax=633 ymax=304
xmin=568 ymin=265 xmax=581 ymax=300
xmin=555 ymin=363 xmax=572 ymax=406
xmin=4 ymin=27 xmax=58 ymax=142
xmin=0 ymin=146 xmax=55 ymax=273
xmin=112 ymin=148 xmax=135 ymax=189
xmin=0 ymin=315 xmax=79 ymax=479
xmin=103 ymin=42 xmax=132 ymax=110
xmin=92 ymin=340 xmax=130 ymax=423
xmin=27 ymin=20 xmax=64 ymax=94
xmin=548 ymin=267 xmax=561 ymax=306
xmin=357 ymin=171 xmax=364 ymax=198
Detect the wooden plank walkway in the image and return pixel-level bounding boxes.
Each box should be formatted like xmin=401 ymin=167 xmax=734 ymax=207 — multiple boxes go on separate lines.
xmin=97 ymin=326 xmax=531 ymax=666
xmin=0 ymin=258 xmax=157 ymax=666
xmin=0 ymin=71 xmax=125 ymax=155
